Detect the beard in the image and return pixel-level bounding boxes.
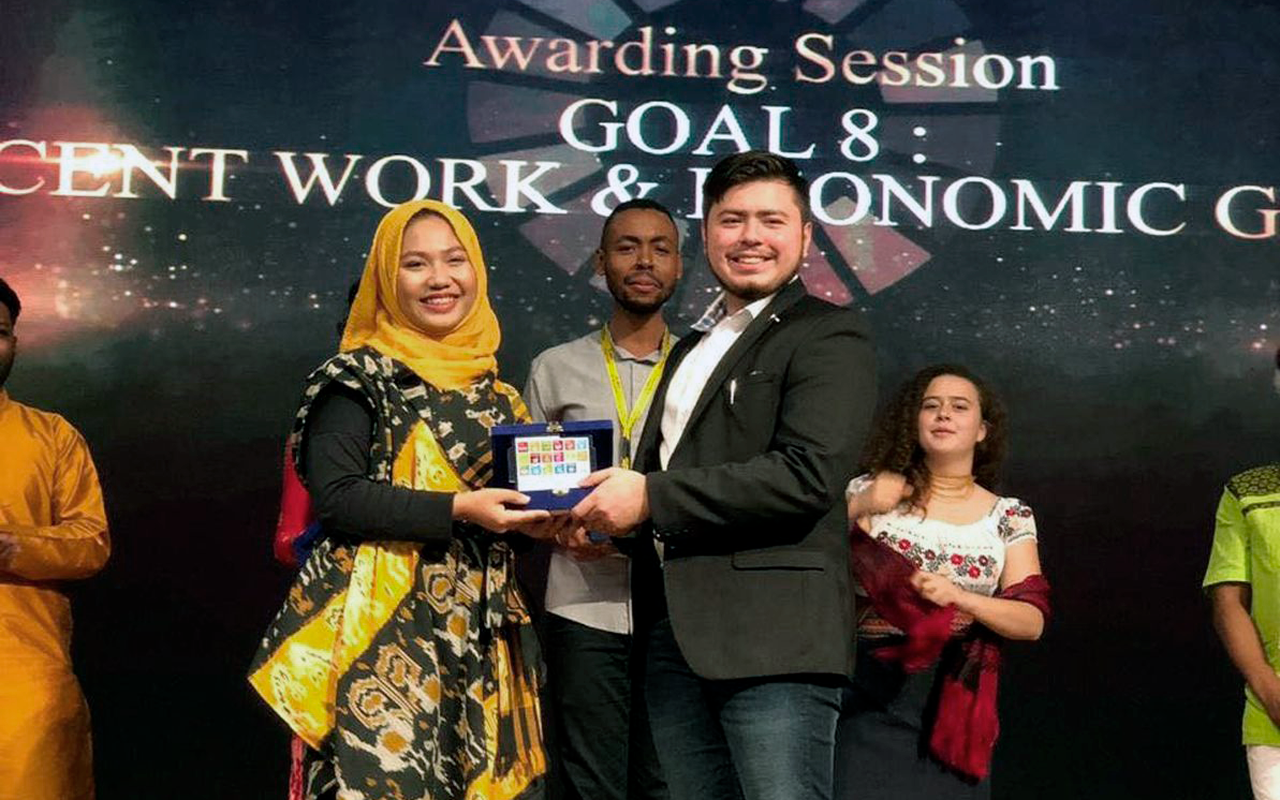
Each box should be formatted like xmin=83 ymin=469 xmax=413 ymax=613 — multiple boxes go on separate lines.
xmin=716 ymin=280 xmax=776 ymax=304
xmin=606 ymin=271 xmax=675 ymax=315
xmin=710 ymin=263 xmax=797 ymax=305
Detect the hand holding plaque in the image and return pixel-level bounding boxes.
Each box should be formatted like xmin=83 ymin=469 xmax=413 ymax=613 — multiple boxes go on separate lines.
xmin=490 ymin=420 xmax=614 ymax=511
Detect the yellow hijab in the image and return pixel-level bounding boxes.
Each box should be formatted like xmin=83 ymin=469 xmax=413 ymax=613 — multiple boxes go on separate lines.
xmin=340 ymin=200 xmax=500 ymax=390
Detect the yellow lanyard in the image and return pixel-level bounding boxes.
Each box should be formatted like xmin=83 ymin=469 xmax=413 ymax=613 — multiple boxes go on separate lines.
xmin=601 ymin=325 xmax=672 ymax=469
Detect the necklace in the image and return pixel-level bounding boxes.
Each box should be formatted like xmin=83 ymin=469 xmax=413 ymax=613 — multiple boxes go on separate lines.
xmin=929 ymin=474 xmax=976 ymax=501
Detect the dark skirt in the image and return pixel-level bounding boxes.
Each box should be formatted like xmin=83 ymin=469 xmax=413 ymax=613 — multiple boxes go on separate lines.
xmin=834 ymin=639 xmax=990 ymax=800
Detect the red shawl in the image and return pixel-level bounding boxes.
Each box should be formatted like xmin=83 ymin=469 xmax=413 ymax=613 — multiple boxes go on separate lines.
xmin=849 ymin=531 xmax=1051 ymax=781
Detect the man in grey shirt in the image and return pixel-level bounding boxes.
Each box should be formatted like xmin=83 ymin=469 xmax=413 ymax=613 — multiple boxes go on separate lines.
xmin=523 ymin=198 xmax=681 ymax=800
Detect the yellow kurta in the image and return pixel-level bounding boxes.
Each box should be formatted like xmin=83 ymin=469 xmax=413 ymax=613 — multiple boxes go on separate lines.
xmin=0 ymin=389 xmax=109 ymax=800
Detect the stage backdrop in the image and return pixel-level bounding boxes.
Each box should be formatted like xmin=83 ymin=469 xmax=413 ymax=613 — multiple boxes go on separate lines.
xmin=2 ymin=1 xmax=1277 ymax=797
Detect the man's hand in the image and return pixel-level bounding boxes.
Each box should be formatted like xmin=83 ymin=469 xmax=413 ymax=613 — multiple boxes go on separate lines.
xmin=1210 ymin=582 xmax=1280 ymax=725
xmin=516 ymin=512 xmax=574 ymax=541
xmin=555 ymin=524 xmax=618 ymax=562
xmin=453 ymin=489 xmax=550 ymax=533
xmin=572 ymin=467 xmax=649 ymax=536
xmin=520 ymin=511 xmax=617 ymax=560
xmin=1252 ymin=670 xmax=1280 ymax=728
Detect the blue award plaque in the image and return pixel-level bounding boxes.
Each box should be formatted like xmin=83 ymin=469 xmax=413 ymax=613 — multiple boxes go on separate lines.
xmin=490 ymin=420 xmax=614 ymax=511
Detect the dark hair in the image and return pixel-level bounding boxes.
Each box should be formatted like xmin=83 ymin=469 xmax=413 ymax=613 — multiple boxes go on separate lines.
xmin=0 ymin=278 xmax=20 ymax=322
xmin=600 ymin=198 xmax=677 ymax=247
xmin=860 ymin=363 xmax=1008 ymax=509
xmin=701 ymin=150 xmax=810 ymax=221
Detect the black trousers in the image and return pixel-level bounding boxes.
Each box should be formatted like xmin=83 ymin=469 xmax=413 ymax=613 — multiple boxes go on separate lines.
xmin=543 ymin=613 xmax=668 ymax=800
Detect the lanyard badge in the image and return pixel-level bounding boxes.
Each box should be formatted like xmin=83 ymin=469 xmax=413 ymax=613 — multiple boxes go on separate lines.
xmin=601 ymin=326 xmax=672 ymax=470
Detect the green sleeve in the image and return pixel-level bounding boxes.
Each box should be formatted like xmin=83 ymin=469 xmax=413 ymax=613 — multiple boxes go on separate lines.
xmin=1203 ymin=487 xmax=1249 ymax=588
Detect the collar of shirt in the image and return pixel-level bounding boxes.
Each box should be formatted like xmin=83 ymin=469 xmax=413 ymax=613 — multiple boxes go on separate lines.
xmin=608 ymin=329 xmax=668 ymax=364
xmin=692 ymin=290 xmax=779 ymax=334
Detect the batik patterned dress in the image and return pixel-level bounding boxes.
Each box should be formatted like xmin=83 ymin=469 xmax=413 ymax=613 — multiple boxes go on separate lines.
xmin=249 ymin=347 xmax=546 ymax=800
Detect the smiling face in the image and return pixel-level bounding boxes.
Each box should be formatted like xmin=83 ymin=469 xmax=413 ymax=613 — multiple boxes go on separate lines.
xmin=702 ymin=179 xmax=812 ymax=308
xmin=395 ymin=213 xmax=478 ymax=337
xmin=917 ymin=374 xmax=988 ymax=459
xmin=596 ymin=207 xmax=682 ymax=315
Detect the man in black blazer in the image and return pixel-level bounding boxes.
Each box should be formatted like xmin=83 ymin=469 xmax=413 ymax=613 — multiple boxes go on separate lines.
xmin=574 ymin=151 xmax=876 ymax=800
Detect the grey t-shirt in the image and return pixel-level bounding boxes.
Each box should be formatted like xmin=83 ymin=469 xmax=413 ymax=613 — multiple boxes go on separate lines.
xmin=523 ymin=327 xmax=670 ymax=634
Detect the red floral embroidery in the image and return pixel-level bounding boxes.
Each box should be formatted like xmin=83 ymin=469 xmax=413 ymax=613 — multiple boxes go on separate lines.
xmin=865 ymin=513 xmax=1012 ymax=596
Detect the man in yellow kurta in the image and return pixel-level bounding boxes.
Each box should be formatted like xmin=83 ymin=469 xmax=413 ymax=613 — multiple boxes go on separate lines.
xmin=0 ymin=278 xmax=109 ymax=800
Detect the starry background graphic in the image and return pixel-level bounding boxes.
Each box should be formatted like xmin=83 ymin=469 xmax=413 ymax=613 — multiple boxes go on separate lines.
xmin=1 ymin=0 xmax=1278 ymax=797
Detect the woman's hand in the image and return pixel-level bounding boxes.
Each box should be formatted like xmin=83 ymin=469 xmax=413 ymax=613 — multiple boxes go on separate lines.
xmin=452 ymin=489 xmax=550 ymax=533
xmin=848 ymin=471 xmax=912 ymax=523
xmin=867 ymin=471 xmax=911 ymax=513
xmin=910 ymin=570 xmax=967 ymax=609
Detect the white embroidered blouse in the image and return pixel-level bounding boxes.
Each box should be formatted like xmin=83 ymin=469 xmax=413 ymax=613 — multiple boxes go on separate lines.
xmin=846 ymin=474 xmax=1038 ymax=598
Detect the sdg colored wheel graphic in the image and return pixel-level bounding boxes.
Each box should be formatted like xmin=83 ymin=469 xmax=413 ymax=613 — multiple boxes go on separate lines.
xmin=464 ymin=0 xmax=1004 ymax=317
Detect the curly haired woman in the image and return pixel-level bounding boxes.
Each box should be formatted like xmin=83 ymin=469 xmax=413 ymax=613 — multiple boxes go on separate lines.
xmin=836 ymin=364 xmax=1050 ymax=800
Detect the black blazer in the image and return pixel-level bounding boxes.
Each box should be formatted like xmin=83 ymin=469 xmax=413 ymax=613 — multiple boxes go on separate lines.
xmin=632 ymin=279 xmax=875 ymax=680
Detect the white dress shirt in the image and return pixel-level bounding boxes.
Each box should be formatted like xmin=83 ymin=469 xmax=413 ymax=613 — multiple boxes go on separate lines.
xmin=658 ymin=291 xmax=778 ymax=470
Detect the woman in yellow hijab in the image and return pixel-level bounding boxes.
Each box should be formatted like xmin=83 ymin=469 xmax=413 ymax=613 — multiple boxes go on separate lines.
xmin=250 ymin=200 xmax=550 ymax=800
